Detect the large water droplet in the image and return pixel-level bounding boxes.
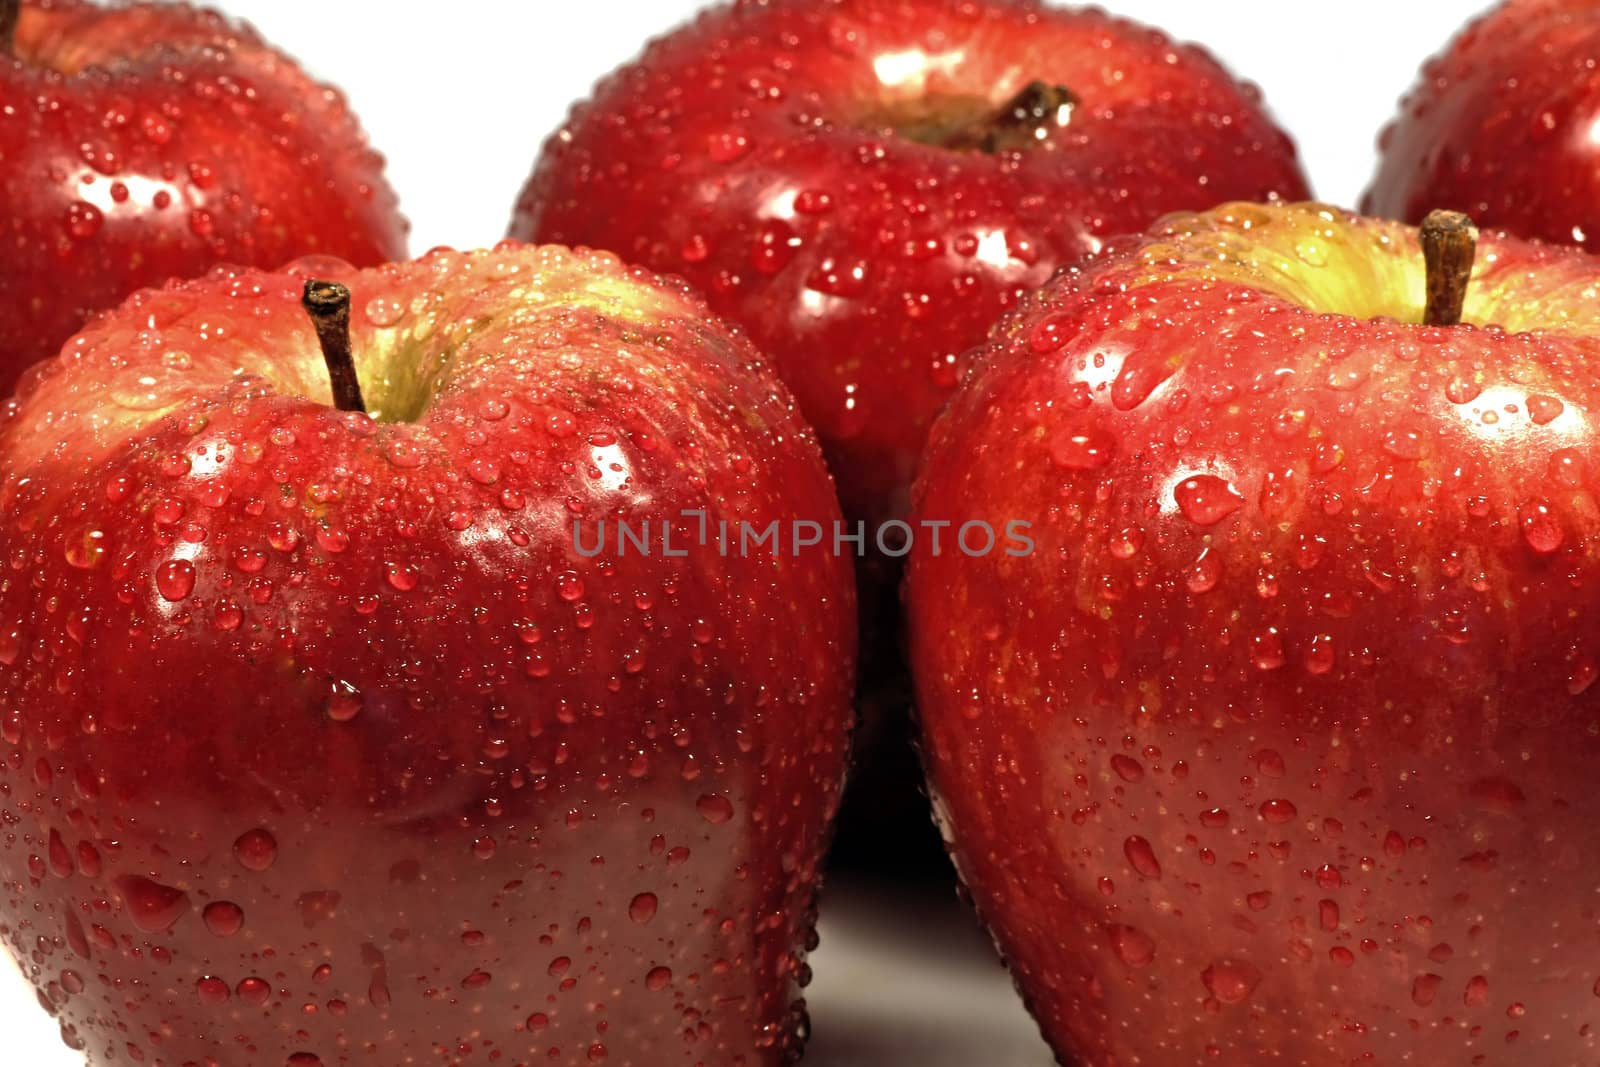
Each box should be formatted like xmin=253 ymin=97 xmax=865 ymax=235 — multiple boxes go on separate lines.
xmin=114 ymin=875 xmax=190 ymax=933
xmin=1049 ymin=426 xmax=1116 ymax=470
xmin=325 ymin=680 xmax=363 ymax=723
xmin=234 ymin=828 xmax=278 ymax=872
xmin=1174 ymin=474 xmax=1244 ymax=526
xmin=1107 ymin=923 xmax=1156 ymax=968
xmin=1202 ymin=959 xmax=1262 ymax=1005
xmin=203 ymin=901 xmax=244 ymax=937
xmin=1519 ymin=501 xmax=1564 ymax=553
xmin=1123 ymin=835 xmax=1161 ymax=879
xmin=155 ymin=559 xmax=197 ymax=602
xmin=697 ymin=794 xmax=734 ymax=824
xmin=629 ymin=892 xmax=658 ymax=924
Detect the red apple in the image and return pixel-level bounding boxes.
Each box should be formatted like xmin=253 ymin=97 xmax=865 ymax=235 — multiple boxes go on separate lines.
xmin=1364 ymin=0 xmax=1600 ymax=252
xmin=512 ymin=0 xmax=1308 ymax=532
xmin=0 ymin=244 xmax=855 ymax=1065
xmin=908 ymin=201 xmax=1600 ymax=1064
xmin=0 ymin=0 xmax=408 ymax=392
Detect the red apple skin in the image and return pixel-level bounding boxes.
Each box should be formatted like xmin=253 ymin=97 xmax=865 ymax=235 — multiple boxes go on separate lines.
xmin=1364 ymin=0 xmax=1600 ymax=252
xmin=908 ymin=202 xmax=1600 ymax=1065
xmin=0 ymin=246 xmax=855 ymax=1066
xmin=0 ymin=0 xmax=408 ymax=393
xmin=510 ymin=0 xmax=1309 ymax=532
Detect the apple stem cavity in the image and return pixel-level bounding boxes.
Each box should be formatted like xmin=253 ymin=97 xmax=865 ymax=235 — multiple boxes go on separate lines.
xmin=301 ymin=280 xmax=368 ymax=415
xmin=1421 ymin=209 xmax=1478 ymax=328
xmin=0 ymin=0 xmax=17 ymax=55
xmin=949 ymin=81 xmax=1079 ymax=154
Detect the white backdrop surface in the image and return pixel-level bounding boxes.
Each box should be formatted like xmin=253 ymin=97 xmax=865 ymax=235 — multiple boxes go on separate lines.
xmin=3 ymin=1 xmax=1491 ymax=1064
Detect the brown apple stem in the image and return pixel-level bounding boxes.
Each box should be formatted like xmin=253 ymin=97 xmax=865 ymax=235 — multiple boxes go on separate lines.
xmin=0 ymin=0 xmax=18 ymax=55
xmin=949 ymin=82 xmax=1079 ymax=154
xmin=1421 ymin=209 xmax=1477 ymax=327
xmin=301 ymin=280 xmax=367 ymax=415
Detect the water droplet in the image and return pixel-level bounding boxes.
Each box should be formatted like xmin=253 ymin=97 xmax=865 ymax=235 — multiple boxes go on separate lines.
xmin=384 ymin=561 xmax=419 ymax=592
xmin=1107 ymin=923 xmax=1156 ymax=968
xmin=114 ymin=875 xmax=190 ymax=933
xmin=1314 ymin=864 xmax=1343 ymax=890
xmin=707 ymin=130 xmax=752 ymax=162
xmin=1049 ymin=426 xmax=1116 ymax=470
xmin=1109 ymin=754 xmax=1144 ymax=782
xmin=1251 ymin=629 xmax=1285 ymax=671
xmin=268 ymin=523 xmax=301 ymax=552
xmin=1412 ymin=973 xmax=1442 ymax=1007
xmin=316 ymin=526 xmax=349 ymax=554
xmin=1029 ymin=315 xmax=1076 ymax=353
xmin=461 ymin=969 xmax=492 ymax=990
xmin=1570 ymin=657 xmax=1597 ymax=695
xmin=1123 ymin=835 xmax=1161 ymax=879
xmin=1107 ymin=527 xmax=1143 ymax=560
xmin=646 ymin=966 xmax=672 ymax=991
xmin=1259 ymin=799 xmax=1297 ymax=824
xmin=1174 ymin=474 xmax=1244 ymax=526
xmin=1202 ymin=959 xmax=1262 ymax=1005
xmin=1111 ymin=355 xmax=1175 ymax=411
xmin=203 ymin=901 xmax=244 ymax=937
xmin=697 ymin=794 xmax=734 ymax=824
xmin=1519 ymin=501 xmax=1564 ymax=553
xmin=196 ymin=976 xmax=230 ymax=1004
xmin=1186 ymin=549 xmax=1221 ymax=594
xmin=1199 ymin=808 xmax=1229 ymax=829
xmin=1294 ymin=237 xmax=1329 ymax=266
xmin=628 ymin=892 xmax=658 ymax=924
xmin=364 ymin=297 xmax=405 ymax=328
xmin=1382 ymin=429 xmax=1423 ymax=460
xmin=1253 ymin=749 xmax=1287 ymax=778
xmin=155 ymin=559 xmax=196 ymax=602
xmin=556 ymin=572 xmax=586 ymax=602
xmin=1304 ymin=634 xmax=1335 ymax=674
xmin=234 ymin=828 xmax=278 ymax=872
xmin=64 ymin=201 xmax=103 ymax=240
xmin=325 ymin=680 xmax=363 ymax=722
xmin=1527 ymin=394 xmax=1564 ymax=425
xmin=236 ymin=977 xmax=271 ymax=1005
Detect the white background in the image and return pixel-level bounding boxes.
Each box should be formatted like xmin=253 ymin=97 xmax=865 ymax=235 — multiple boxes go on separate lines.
xmin=5 ymin=1 xmax=1491 ymax=1064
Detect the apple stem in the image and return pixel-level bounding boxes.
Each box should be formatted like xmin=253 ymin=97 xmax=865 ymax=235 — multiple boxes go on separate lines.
xmin=1421 ymin=209 xmax=1477 ymax=328
xmin=0 ymin=0 xmax=18 ymax=55
xmin=949 ymin=81 xmax=1079 ymax=154
xmin=301 ymin=280 xmax=368 ymax=415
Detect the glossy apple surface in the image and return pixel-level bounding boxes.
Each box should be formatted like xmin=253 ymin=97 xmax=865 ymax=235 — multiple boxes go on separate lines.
xmin=909 ymin=202 xmax=1600 ymax=1065
xmin=0 ymin=246 xmax=856 ymax=1065
xmin=511 ymin=0 xmax=1309 ymax=531
xmin=1365 ymin=0 xmax=1600 ymax=252
xmin=0 ymin=0 xmax=408 ymax=391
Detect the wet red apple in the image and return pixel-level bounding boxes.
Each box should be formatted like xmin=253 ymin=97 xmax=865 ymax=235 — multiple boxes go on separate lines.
xmin=0 ymin=0 xmax=408 ymax=392
xmin=909 ymin=202 xmax=1600 ymax=1064
xmin=1365 ymin=0 xmax=1600 ymax=252
xmin=512 ymin=0 xmax=1308 ymax=531
xmin=0 ymin=245 xmax=856 ymax=1065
